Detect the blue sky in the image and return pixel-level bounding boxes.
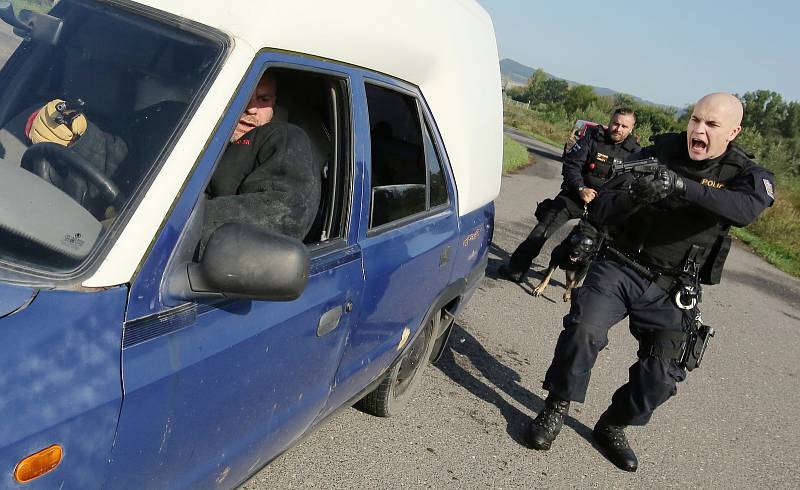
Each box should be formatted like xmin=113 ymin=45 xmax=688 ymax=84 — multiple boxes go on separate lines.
xmin=476 ymin=0 xmax=799 ymax=107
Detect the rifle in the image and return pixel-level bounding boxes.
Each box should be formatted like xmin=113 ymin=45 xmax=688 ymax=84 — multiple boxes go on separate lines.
xmin=610 ymin=156 xmax=660 ymax=177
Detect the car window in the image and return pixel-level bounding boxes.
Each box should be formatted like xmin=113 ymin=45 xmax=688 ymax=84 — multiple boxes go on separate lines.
xmin=269 ymin=67 xmax=350 ymax=244
xmin=366 ymin=83 xmax=447 ymax=229
xmin=0 ymin=0 xmax=224 ymax=278
xmin=422 ymin=120 xmax=449 ymax=208
xmin=202 ymin=66 xmax=350 ymax=250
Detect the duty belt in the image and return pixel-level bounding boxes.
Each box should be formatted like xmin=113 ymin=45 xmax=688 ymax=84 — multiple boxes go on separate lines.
xmin=603 ymin=246 xmax=678 ymax=291
xmin=603 ymin=246 xmax=703 ymax=310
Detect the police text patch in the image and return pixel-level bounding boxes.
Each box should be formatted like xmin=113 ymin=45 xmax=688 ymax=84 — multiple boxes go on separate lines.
xmin=763 ymin=178 xmax=774 ymax=199
xmin=568 ymin=143 xmax=581 ymax=153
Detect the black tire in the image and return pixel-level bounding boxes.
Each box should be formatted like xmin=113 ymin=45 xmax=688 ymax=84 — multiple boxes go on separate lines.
xmin=356 ymin=310 xmax=440 ymax=417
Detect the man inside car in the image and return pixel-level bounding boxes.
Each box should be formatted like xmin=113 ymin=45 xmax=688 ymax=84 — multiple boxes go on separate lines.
xmin=202 ymin=71 xmax=321 ymax=246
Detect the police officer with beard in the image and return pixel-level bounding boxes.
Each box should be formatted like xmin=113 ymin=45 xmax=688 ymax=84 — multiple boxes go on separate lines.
xmin=527 ymin=93 xmax=775 ymax=472
xmin=499 ymin=108 xmax=639 ymax=283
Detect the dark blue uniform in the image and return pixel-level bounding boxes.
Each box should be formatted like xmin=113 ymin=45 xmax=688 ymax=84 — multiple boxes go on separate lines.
xmin=506 ymin=126 xmax=639 ymax=275
xmin=543 ymin=132 xmax=775 ymax=425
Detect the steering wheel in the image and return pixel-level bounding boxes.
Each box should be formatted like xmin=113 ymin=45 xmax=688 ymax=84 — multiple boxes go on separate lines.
xmin=21 ymin=142 xmax=120 ymax=204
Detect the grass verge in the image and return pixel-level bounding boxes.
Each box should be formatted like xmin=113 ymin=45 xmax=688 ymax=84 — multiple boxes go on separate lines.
xmin=10 ymin=0 xmax=53 ymax=14
xmin=504 ymin=102 xmax=569 ymax=148
xmin=503 ymin=135 xmax=529 ymax=173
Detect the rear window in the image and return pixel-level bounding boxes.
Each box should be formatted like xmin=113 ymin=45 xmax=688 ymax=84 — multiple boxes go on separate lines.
xmin=366 ymin=83 xmax=449 ymax=229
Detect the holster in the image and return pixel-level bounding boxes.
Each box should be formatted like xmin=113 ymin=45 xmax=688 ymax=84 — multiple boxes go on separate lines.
xmin=641 ymin=319 xmax=714 ymax=371
xmin=680 ymin=322 xmax=715 ymax=371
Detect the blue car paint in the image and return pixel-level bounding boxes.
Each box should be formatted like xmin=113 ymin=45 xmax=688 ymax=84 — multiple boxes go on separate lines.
xmin=451 ymin=203 xmax=495 ymax=317
xmin=0 ymin=287 xmax=127 ymax=489
xmin=107 ymin=259 xmax=363 ymax=489
xmin=318 ymin=73 xmax=462 ymax=418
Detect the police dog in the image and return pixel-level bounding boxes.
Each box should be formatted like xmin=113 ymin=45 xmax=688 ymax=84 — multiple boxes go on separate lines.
xmin=531 ymin=221 xmax=604 ymax=302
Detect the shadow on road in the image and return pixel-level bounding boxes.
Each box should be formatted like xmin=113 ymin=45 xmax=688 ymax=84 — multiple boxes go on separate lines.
xmin=435 ymin=324 xmax=593 ymax=447
xmin=486 ymin=244 xmax=565 ymax=299
xmin=724 ymin=268 xmax=800 ymax=309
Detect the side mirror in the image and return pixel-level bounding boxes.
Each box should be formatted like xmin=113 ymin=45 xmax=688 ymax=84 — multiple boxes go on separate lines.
xmin=170 ymin=223 xmax=309 ymax=302
xmin=0 ymin=1 xmax=63 ymax=45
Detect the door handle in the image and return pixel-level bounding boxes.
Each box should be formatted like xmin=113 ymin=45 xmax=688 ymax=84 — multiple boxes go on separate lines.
xmin=317 ymin=305 xmax=343 ymax=337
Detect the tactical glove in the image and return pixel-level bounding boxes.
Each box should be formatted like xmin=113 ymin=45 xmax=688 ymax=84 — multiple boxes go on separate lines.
xmin=629 ymin=165 xmax=685 ymax=204
xmin=26 ymin=99 xmax=87 ymax=146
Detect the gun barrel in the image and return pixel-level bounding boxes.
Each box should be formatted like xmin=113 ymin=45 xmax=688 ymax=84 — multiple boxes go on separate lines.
xmin=611 ymin=157 xmax=660 ymax=175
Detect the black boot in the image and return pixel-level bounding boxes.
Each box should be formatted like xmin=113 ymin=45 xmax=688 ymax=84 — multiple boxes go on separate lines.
xmin=528 ymin=395 xmax=570 ymax=450
xmin=498 ymin=264 xmax=525 ymax=283
xmin=593 ymin=417 xmax=638 ymax=472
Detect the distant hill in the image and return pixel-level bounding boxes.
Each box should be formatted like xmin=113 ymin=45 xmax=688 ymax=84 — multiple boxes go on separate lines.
xmin=500 ymin=58 xmax=674 ymax=110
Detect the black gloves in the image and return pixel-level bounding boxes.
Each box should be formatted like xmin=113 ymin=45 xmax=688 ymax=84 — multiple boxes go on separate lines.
xmin=629 ymin=165 xmax=685 ymax=204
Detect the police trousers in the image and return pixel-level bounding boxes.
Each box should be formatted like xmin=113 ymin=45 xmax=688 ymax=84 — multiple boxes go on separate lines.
xmin=508 ymin=190 xmax=585 ymax=273
xmin=543 ymin=259 xmax=689 ymax=426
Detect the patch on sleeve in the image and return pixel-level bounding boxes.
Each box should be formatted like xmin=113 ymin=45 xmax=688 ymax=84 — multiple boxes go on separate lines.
xmin=763 ymin=178 xmax=775 ymax=199
xmin=568 ymin=143 xmax=581 ymax=154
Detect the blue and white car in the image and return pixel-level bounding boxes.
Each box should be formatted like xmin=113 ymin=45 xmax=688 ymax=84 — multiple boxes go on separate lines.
xmin=0 ymin=0 xmax=502 ymax=487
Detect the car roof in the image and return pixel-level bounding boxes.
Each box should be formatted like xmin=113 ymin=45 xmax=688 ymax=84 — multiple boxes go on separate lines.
xmin=130 ymin=0 xmax=503 ymax=217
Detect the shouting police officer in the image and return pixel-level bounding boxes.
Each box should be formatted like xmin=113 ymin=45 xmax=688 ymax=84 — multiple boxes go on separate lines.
xmin=527 ymin=93 xmax=775 ymax=471
xmin=498 ymin=108 xmax=640 ymax=283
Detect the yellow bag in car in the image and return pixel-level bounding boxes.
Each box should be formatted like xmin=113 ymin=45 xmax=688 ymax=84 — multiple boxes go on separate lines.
xmin=28 ymin=99 xmax=88 ymax=146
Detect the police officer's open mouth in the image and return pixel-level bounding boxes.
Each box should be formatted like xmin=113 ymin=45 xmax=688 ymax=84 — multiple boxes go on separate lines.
xmin=691 ymin=138 xmax=707 ymax=150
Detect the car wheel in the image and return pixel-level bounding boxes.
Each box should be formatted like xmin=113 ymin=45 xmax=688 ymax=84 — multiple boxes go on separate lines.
xmin=355 ymin=310 xmax=439 ymax=417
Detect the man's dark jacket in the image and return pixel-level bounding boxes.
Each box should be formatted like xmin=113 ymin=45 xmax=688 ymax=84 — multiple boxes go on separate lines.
xmin=203 ymin=121 xmax=321 ymax=245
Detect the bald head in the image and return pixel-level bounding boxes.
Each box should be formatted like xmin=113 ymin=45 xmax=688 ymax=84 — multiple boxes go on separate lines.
xmin=686 ymin=92 xmax=743 ymax=161
xmin=697 ymin=93 xmax=744 ymax=125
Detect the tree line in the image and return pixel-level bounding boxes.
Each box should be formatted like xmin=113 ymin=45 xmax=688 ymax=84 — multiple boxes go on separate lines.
xmin=506 ymin=69 xmax=800 ymax=179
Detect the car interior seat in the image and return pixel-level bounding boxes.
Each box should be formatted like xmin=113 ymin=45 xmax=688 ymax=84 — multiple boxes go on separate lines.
xmin=271 ymin=70 xmax=335 ymax=243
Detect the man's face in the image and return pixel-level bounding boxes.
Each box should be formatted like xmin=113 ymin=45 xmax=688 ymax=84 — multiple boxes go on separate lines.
xmin=607 ymin=113 xmax=635 ymax=143
xmin=231 ymin=76 xmax=277 ymax=142
xmin=686 ymin=95 xmax=743 ymax=160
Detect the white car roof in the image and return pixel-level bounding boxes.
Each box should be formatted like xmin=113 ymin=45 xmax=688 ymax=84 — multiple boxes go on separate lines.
xmin=85 ymin=0 xmax=502 ymax=287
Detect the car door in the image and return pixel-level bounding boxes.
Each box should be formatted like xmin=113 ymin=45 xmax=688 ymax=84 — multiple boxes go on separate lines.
xmin=105 ymin=56 xmax=363 ymax=490
xmin=325 ymin=75 xmax=459 ymax=407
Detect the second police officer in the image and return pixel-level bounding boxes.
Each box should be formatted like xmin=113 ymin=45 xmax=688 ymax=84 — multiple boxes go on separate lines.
xmin=499 ymin=108 xmax=640 ymax=283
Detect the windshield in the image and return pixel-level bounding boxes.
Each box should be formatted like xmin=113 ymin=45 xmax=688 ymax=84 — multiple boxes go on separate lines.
xmin=0 ymin=0 xmax=224 ymax=281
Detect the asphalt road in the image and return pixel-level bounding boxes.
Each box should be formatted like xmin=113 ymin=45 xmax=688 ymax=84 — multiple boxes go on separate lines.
xmin=243 ymin=130 xmax=800 ymax=489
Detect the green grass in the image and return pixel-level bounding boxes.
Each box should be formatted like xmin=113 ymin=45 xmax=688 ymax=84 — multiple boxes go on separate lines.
xmin=731 ymin=189 xmax=800 ymax=277
xmin=9 ymin=0 xmax=53 ymax=14
xmin=732 ymin=227 xmax=800 ymax=277
xmin=503 ymin=102 xmax=569 ymax=148
xmin=503 ymin=135 xmax=529 ymax=173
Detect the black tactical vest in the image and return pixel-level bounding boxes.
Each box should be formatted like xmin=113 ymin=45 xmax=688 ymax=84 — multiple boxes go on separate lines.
xmin=582 ymin=127 xmax=639 ymax=189
xmin=616 ymin=132 xmax=754 ymax=273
